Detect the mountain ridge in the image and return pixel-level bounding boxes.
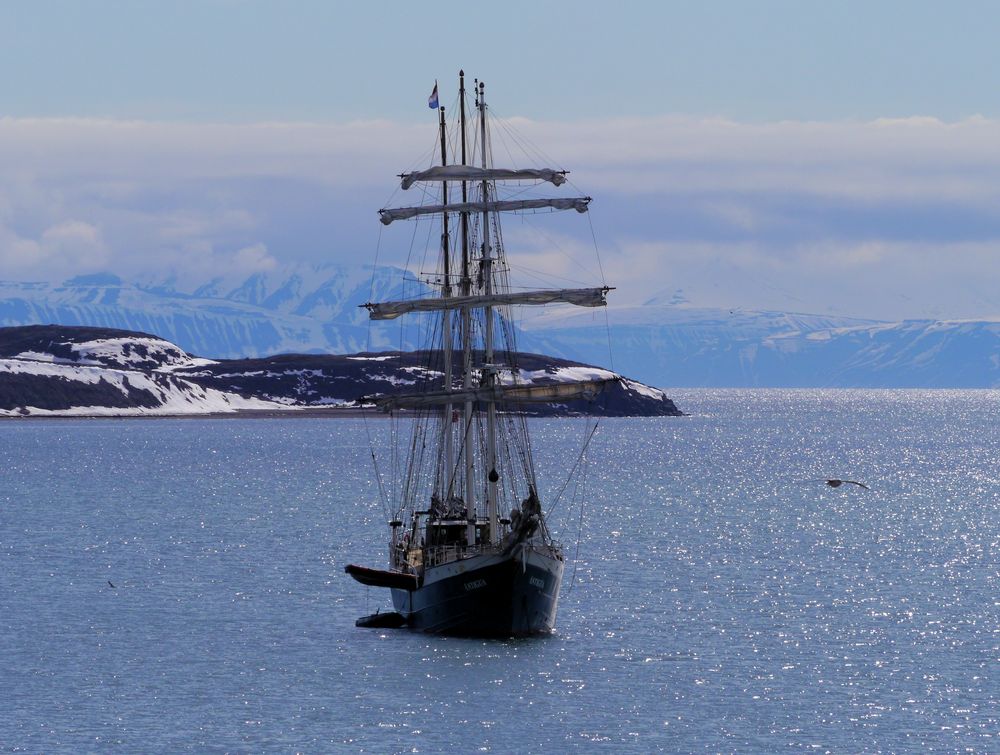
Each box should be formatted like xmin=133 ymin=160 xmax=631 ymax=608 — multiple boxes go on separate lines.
xmin=524 ymin=304 xmax=1000 ymax=387
xmin=2 ymin=267 xmax=999 ymax=387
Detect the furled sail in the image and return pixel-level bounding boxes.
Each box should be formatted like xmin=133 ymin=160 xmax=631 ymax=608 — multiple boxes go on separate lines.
xmin=400 ymin=166 xmax=567 ymax=190
xmin=380 ymin=197 xmax=591 ymax=225
xmin=370 ymin=378 xmax=615 ymax=411
xmin=365 ymin=286 xmax=611 ymax=320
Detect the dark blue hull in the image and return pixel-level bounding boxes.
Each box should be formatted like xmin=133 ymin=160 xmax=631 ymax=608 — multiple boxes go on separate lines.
xmin=391 ymin=547 xmax=564 ymax=637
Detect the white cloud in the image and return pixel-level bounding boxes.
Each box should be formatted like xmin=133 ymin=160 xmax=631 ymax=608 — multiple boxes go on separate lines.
xmin=510 ymin=115 xmax=1000 ymax=204
xmin=0 ymin=116 xmax=429 ymax=187
xmin=0 ymin=220 xmax=109 ymax=276
xmin=606 ymin=238 xmax=1000 ymax=319
xmin=232 ymin=243 xmax=278 ymax=273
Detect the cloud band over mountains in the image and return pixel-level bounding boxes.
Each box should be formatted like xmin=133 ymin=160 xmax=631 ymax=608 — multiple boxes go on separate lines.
xmin=2 ymin=114 xmax=999 ymax=319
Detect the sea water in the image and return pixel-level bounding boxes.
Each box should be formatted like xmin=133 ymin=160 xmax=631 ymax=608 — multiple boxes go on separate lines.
xmin=1 ymin=390 xmax=998 ymax=752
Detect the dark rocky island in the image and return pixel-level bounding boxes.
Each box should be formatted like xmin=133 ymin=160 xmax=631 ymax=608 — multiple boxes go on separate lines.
xmin=0 ymin=325 xmax=681 ymax=418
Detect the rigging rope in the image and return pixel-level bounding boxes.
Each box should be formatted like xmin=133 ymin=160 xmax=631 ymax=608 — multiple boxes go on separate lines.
xmin=565 ymin=474 xmax=588 ymax=597
xmin=546 ymin=420 xmax=600 ymax=517
xmin=362 ymin=223 xmax=393 ymax=522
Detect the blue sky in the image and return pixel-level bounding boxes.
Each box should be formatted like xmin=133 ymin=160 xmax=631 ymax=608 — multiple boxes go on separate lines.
xmin=2 ymin=1 xmax=1000 ymax=319
xmin=2 ymin=0 xmax=997 ymax=122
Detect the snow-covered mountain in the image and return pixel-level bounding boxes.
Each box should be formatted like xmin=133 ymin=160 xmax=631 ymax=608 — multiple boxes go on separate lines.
xmin=3 ymin=268 xmax=1000 ymax=387
xmin=0 ymin=265 xmax=430 ymax=359
xmin=522 ymin=304 xmax=1000 ymax=387
xmin=0 ymin=325 xmax=679 ymax=417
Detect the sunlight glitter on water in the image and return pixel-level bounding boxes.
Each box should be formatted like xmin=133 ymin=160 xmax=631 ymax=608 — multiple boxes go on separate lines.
xmin=2 ymin=391 xmax=999 ymax=751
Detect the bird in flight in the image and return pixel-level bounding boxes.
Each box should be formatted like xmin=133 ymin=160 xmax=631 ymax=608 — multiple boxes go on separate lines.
xmin=823 ymin=478 xmax=869 ymax=490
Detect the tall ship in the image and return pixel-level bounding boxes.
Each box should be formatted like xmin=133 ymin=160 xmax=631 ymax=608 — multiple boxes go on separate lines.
xmin=345 ymin=71 xmax=613 ymax=636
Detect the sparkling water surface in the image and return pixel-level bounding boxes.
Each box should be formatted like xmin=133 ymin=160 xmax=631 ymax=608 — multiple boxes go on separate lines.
xmin=2 ymin=390 xmax=998 ymax=752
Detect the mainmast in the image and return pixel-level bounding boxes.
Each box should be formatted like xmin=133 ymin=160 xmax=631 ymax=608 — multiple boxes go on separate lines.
xmin=478 ymin=79 xmax=500 ymax=546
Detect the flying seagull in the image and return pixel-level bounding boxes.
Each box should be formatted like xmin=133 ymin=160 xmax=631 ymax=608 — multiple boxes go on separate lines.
xmin=823 ymin=478 xmax=869 ymax=490
xmin=108 ymin=580 xmax=116 ymax=588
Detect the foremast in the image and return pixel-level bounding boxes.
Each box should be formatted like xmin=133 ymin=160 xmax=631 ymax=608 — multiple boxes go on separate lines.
xmin=436 ymin=97 xmax=455 ymax=507
xmin=365 ymin=71 xmax=613 ymax=552
xmin=459 ymin=71 xmax=475 ymax=547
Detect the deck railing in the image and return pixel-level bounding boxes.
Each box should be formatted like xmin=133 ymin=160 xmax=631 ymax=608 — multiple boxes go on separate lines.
xmin=392 ymin=538 xmax=564 ymax=571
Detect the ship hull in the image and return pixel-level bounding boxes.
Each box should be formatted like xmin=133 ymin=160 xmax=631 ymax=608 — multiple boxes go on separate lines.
xmin=391 ymin=545 xmax=564 ymax=637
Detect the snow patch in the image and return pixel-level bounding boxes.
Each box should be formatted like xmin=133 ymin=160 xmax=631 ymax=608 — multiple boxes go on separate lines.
xmin=14 ymin=350 xmax=101 ymax=366
xmin=510 ymin=366 xmax=617 ymax=384
xmin=0 ymin=358 xmax=287 ymax=416
xmin=70 ymin=336 xmax=217 ymax=371
xmin=621 ymin=378 xmax=666 ymax=400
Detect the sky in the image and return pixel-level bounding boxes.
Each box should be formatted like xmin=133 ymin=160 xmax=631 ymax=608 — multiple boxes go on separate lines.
xmin=2 ymin=0 xmax=1000 ymax=320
